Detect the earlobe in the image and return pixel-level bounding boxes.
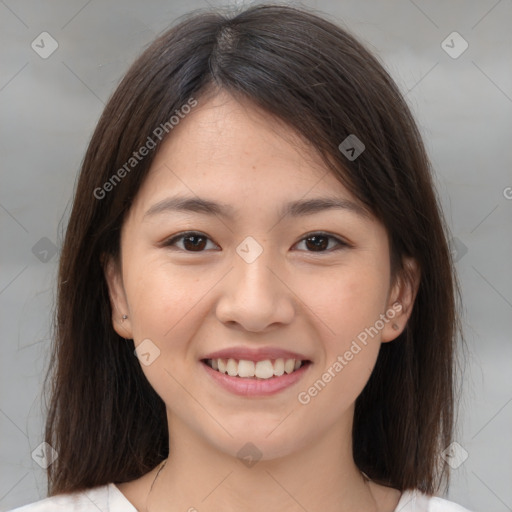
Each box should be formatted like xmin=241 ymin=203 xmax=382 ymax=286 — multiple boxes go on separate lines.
xmin=381 ymin=257 xmax=420 ymax=343
xmin=103 ymin=255 xmax=133 ymax=339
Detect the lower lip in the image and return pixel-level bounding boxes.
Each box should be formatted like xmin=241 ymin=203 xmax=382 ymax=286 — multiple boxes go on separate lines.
xmin=201 ymin=360 xmax=311 ymax=397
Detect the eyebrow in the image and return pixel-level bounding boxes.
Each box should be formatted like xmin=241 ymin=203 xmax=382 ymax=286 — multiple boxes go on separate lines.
xmin=143 ymin=195 xmax=369 ymax=220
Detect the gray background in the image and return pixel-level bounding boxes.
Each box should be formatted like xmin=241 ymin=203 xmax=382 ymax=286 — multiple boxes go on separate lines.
xmin=1 ymin=0 xmax=511 ymax=510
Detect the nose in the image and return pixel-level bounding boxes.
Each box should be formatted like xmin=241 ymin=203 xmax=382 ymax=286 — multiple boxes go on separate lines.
xmin=215 ymin=245 xmax=295 ymax=333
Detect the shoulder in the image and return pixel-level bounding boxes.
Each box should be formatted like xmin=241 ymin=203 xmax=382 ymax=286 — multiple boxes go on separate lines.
xmin=397 ymin=489 xmax=474 ymax=512
xmin=427 ymin=496 xmax=474 ymax=512
xmin=7 ymin=483 xmax=137 ymax=512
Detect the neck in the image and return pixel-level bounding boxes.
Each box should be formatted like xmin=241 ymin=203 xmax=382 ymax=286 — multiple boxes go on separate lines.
xmin=145 ymin=411 xmax=379 ymax=512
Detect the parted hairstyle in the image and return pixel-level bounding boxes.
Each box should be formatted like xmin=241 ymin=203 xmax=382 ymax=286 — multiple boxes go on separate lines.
xmin=44 ymin=2 xmax=464 ymax=497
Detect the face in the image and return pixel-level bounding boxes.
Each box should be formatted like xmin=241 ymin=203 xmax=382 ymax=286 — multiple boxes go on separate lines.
xmin=105 ymin=90 xmax=416 ymax=462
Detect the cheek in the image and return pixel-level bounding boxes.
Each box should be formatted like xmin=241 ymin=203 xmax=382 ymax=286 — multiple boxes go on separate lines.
xmin=293 ymin=261 xmax=389 ymax=408
xmin=297 ymin=348 xmax=378 ymax=427
xmin=121 ymin=259 xmax=212 ymax=409
xmin=124 ymin=254 xmax=209 ymax=341
xmin=296 ymin=280 xmax=385 ymax=420
xmin=301 ymin=262 xmax=390 ymax=346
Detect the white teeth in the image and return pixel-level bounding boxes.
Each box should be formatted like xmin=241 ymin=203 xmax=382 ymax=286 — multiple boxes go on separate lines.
xmin=226 ymin=358 xmax=238 ymax=376
xmin=238 ymin=359 xmax=255 ymax=377
xmin=284 ymin=359 xmax=295 ymax=374
xmin=255 ymin=360 xmax=274 ymax=379
xmin=273 ymin=358 xmax=285 ymax=376
xmin=208 ymin=357 xmax=304 ymax=379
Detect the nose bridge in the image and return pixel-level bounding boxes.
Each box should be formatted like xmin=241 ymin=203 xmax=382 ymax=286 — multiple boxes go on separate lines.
xmin=215 ymin=236 xmax=294 ymax=331
xmin=236 ymin=243 xmax=275 ymax=290
xmin=233 ymin=236 xmax=281 ymax=303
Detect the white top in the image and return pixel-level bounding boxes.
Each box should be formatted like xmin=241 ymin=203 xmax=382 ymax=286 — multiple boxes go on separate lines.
xmin=8 ymin=483 xmax=473 ymax=511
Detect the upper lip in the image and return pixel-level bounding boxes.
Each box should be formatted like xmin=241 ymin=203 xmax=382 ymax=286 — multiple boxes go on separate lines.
xmin=201 ymin=347 xmax=311 ymax=362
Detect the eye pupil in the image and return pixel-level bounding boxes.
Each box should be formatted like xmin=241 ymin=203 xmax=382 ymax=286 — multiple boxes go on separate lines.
xmin=305 ymin=235 xmax=328 ymax=251
xmin=183 ymin=235 xmax=207 ymax=251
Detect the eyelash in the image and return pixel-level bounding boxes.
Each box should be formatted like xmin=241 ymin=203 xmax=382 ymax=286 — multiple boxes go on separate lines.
xmin=162 ymin=231 xmax=350 ymax=254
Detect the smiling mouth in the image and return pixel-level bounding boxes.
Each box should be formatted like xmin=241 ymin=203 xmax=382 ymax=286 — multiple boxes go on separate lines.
xmin=202 ymin=358 xmax=311 ymax=379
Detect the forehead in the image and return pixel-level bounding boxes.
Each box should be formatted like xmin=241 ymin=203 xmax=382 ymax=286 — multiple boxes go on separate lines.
xmin=130 ymin=91 xmax=365 ymax=219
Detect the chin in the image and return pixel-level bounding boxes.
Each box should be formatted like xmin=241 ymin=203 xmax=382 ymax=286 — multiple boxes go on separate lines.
xmin=202 ymin=420 xmax=309 ymax=463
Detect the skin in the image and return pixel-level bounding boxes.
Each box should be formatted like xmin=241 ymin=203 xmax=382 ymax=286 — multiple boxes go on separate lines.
xmin=105 ymin=89 xmax=419 ymax=512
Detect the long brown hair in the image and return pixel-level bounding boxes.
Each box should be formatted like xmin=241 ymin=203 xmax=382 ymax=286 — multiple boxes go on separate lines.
xmin=44 ymin=3 xmax=463 ymax=497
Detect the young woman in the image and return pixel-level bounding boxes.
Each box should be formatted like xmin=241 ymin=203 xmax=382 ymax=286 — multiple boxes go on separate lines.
xmin=11 ymin=4 xmax=472 ymax=511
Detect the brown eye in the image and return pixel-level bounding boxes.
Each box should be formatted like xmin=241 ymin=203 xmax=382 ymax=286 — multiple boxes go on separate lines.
xmin=163 ymin=232 xmax=217 ymax=252
xmin=295 ymin=232 xmax=347 ymax=253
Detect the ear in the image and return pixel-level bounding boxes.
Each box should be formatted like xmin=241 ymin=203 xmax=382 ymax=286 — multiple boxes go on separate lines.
xmin=381 ymin=257 xmax=420 ymax=343
xmin=103 ymin=254 xmax=133 ymax=339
